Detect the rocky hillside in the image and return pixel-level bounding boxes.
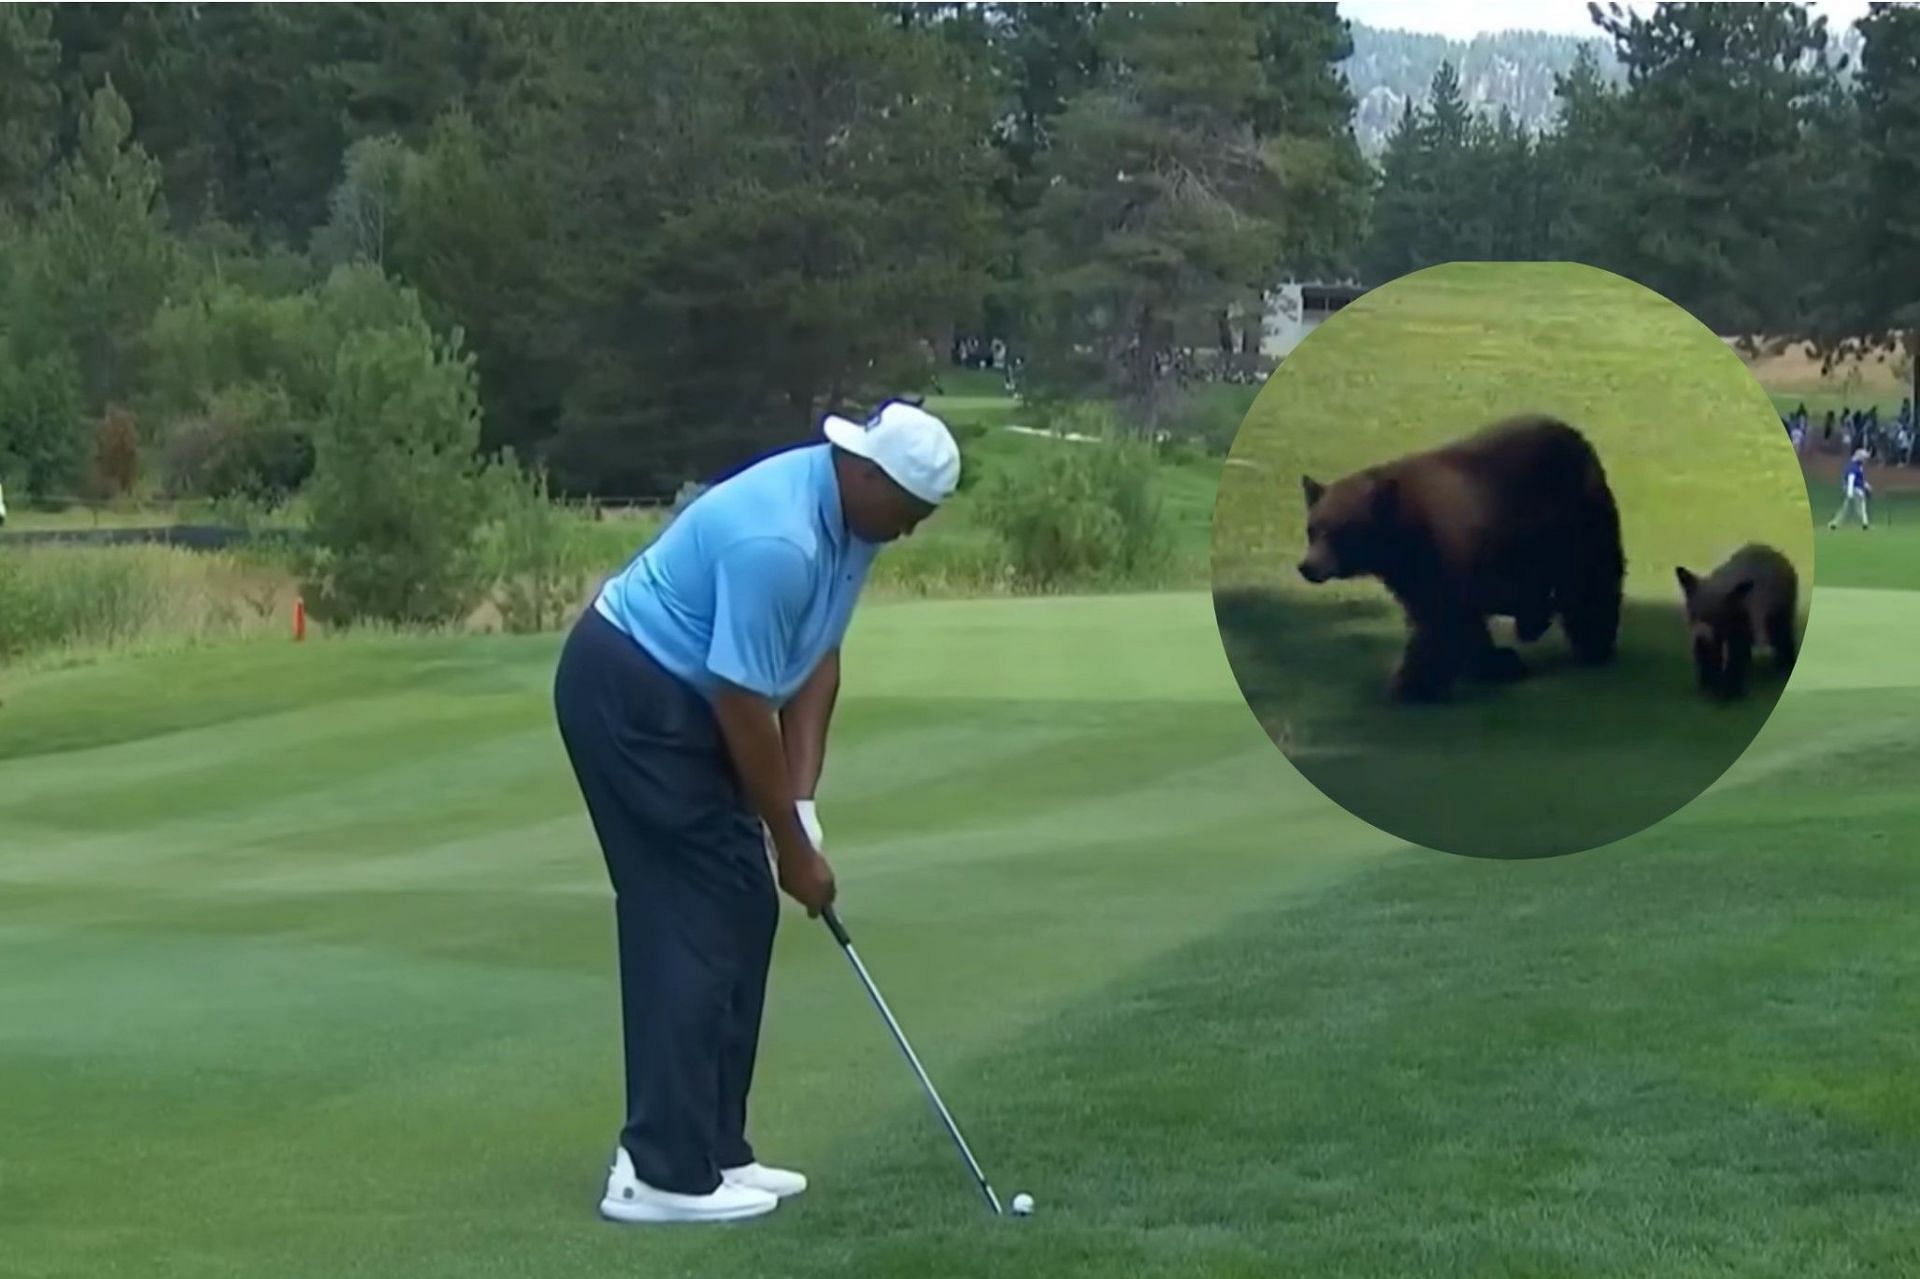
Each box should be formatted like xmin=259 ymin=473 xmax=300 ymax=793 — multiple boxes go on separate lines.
xmin=1341 ymin=20 xmax=1865 ymax=154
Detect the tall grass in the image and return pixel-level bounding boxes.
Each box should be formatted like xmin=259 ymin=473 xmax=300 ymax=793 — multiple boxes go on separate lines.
xmin=975 ymin=406 xmax=1175 ymax=591
xmin=0 ymin=546 xmax=296 ymax=665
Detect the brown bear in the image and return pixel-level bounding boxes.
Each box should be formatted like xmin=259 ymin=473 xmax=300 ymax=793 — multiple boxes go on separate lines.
xmin=1675 ymin=543 xmax=1798 ymax=701
xmin=1298 ymin=414 xmax=1625 ymax=703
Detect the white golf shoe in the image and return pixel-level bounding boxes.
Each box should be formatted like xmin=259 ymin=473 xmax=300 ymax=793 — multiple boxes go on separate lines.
xmin=722 ymin=1161 xmax=808 ymax=1199
xmin=599 ymin=1146 xmax=779 ymax=1224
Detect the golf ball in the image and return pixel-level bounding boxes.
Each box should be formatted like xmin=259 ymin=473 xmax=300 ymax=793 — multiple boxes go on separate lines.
xmin=1010 ymin=1192 xmax=1034 ymax=1216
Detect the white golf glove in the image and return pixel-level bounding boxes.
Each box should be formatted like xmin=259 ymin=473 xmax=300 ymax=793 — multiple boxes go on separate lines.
xmin=796 ymin=799 xmax=824 ymax=852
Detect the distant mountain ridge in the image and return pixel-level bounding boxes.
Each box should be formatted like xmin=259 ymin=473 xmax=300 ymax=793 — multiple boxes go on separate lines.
xmin=1340 ymin=20 xmax=1866 ymax=153
xmin=1341 ymin=24 xmax=1616 ymax=152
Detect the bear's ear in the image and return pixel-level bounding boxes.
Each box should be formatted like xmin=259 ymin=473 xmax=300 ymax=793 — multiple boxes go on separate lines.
xmin=1675 ymin=566 xmax=1698 ymax=598
xmin=1301 ymin=476 xmax=1325 ymax=508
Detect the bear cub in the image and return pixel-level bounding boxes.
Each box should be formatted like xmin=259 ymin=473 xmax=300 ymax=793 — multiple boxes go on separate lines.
xmin=1299 ymin=414 xmax=1626 ymax=703
xmin=1674 ymin=543 xmax=1798 ymax=701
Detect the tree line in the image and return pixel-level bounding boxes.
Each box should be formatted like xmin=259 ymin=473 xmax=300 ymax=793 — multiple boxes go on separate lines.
xmin=0 ymin=3 xmax=1364 ymax=506
xmin=0 ymin=2 xmax=1914 ymax=515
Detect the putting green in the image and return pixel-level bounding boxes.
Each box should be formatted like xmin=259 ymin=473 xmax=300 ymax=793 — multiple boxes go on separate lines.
xmin=1213 ymin=262 xmax=1815 ymax=860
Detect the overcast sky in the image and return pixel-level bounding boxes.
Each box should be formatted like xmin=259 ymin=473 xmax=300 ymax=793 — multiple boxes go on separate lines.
xmin=1338 ymin=0 xmax=1879 ymax=42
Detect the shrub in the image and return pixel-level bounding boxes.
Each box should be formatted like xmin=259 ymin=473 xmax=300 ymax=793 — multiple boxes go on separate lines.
xmin=483 ymin=459 xmax=597 ymax=634
xmin=299 ymin=319 xmax=495 ymax=627
xmin=143 ymin=265 xmax=429 ymax=502
xmin=945 ymin=420 xmax=989 ymax=496
xmin=192 ymin=382 xmax=312 ymax=500
xmin=88 ymin=406 xmax=140 ymax=499
xmin=1160 ymin=383 xmax=1260 ymax=456
xmin=143 ymin=284 xmax=333 ymax=423
xmin=0 ymin=342 xmax=86 ymax=496
xmin=976 ymin=416 xmax=1170 ymax=591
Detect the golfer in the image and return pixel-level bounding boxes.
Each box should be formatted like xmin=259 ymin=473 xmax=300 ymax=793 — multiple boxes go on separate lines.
xmin=1830 ymin=447 xmax=1872 ymax=531
xmin=552 ymin=400 xmax=960 ymax=1224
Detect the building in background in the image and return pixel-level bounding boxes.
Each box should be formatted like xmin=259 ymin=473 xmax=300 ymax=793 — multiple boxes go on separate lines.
xmin=1261 ymin=281 xmax=1370 ymax=359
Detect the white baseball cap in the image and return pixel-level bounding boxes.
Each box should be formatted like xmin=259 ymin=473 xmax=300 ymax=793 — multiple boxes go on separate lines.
xmin=822 ymin=400 xmax=961 ymax=506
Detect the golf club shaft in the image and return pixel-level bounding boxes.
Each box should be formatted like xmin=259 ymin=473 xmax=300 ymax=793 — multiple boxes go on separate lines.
xmin=822 ymin=907 xmax=1004 ymax=1215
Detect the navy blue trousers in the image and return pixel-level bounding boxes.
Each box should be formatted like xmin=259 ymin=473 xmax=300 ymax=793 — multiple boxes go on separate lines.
xmin=553 ymin=607 xmax=778 ymax=1196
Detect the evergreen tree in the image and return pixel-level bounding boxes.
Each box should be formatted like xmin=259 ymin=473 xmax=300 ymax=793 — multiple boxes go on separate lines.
xmin=1806 ymin=2 xmax=1920 ymax=408
xmin=1024 ymin=3 xmax=1365 ymax=424
xmin=1585 ymin=1 xmax=1845 ymax=334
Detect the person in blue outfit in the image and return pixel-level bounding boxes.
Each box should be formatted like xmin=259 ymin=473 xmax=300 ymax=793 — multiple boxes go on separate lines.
xmin=1830 ymin=447 xmax=1873 ymax=531
xmin=552 ymin=401 xmax=960 ymax=1225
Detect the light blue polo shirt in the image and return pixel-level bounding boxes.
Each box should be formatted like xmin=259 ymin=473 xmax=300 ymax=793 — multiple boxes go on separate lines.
xmin=594 ymin=444 xmax=877 ymax=705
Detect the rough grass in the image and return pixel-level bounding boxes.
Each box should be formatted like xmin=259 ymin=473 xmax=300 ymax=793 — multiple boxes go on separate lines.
xmin=0 ymin=546 xmax=294 ymax=663
xmin=1211 ymin=261 xmax=1815 ymax=859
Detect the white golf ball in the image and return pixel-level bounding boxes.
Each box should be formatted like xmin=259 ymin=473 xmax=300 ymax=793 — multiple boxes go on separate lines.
xmin=1010 ymin=1192 xmax=1034 ymax=1215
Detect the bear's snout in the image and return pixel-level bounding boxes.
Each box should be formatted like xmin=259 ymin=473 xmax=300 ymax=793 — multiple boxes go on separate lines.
xmin=1298 ymin=558 xmax=1330 ymax=584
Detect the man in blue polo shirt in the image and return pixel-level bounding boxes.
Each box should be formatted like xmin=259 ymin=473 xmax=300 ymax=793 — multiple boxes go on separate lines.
xmin=552 ymin=400 xmax=960 ymax=1225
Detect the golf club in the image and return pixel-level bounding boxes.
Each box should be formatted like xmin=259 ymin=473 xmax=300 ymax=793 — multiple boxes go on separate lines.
xmin=822 ymin=904 xmax=1006 ymax=1216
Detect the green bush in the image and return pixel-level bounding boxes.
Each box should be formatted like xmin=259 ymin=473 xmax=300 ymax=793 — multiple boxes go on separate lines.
xmin=144 ymin=284 xmax=334 ymax=422
xmin=948 ymin=420 xmax=988 ymax=495
xmin=1155 ymin=436 xmax=1207 ymax=468
xmin=1161 ymin=383 xmax=1260 ymax=455
xmin=300 ymin=317 xmax=495 ymax=627
xmin=160 ymin=381 xmax=315 ymax=500
xmin=976 ymin=422 xmax=1170 ymax=591
xmin=145 ymin=264 xmax=441 ymax=502
xmin=483 ymin=459 xmax=597 ymax=634
xmin=0 ymin=342 xmax=86 ymax=496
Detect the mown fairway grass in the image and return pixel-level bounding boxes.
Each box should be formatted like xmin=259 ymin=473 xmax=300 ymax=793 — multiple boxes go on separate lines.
xmin=1213 ymin=261 xmax=1816 ymax=859
xmin=6 ymin=562 xmax=1920 ymax=1276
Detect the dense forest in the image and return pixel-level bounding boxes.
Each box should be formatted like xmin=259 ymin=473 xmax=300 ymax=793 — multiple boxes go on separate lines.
xmin=0 ymin=2 xmax=1914 ymax=514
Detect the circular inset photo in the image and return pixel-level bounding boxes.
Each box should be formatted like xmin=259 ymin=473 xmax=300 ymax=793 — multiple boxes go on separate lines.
xmin=1211 ymin=261 xmax=1815 ymax=860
